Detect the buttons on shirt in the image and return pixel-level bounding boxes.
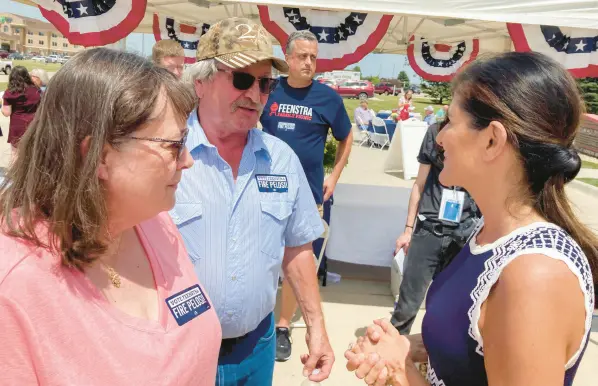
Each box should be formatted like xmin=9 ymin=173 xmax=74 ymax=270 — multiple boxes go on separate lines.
xmin=231 ymin=275 xmax=237 ymax=281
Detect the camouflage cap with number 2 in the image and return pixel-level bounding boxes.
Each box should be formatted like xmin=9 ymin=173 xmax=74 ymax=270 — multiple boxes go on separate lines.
xmin=196 ymin=17 xmax=288 ymax=73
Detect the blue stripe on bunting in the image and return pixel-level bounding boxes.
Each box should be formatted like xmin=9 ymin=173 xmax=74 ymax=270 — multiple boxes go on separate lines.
xmin=540 ymin=26 xmax=597 ymax=54
xmin=282 ymin=7 xmax=368 ymax=44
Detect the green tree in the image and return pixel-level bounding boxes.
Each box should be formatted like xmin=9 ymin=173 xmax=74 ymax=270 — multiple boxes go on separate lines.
xmin=579 ymin=78 xmax=598 ymax=114
xmin=363 ymin=75 xmax=381 ymax=84
xmin=422 ymin=81 xmax=451 ymax=104
xmin=351 ymin=66 xmax=361 ymax=73
xmin=398 ymin=71 xmax=410 ymax=88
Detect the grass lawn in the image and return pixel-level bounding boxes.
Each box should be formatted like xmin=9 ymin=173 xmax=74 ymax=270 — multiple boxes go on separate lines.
xmin=342 ymin=94 xmax=444 ymax=122
xmin=579 ymin=178 xmax=598 ymax=187
xmin=8 ymin=60 xmax=63 ymax=73
xmin=581 ymin=160 xmax=598 ymax=169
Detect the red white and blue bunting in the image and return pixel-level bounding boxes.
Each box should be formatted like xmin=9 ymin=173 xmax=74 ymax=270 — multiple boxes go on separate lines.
xmin=32 ymin=0 xmax=146 ymax=46
xmin=258 ymin=5 xmax=392 ymax=72
xmin=508 ymin=24 xmax=598 ymax=78
xmin=407 ymin=36 xmax=479 ymax=82
xmin=152 ymin=14 xmax=210 ymax=64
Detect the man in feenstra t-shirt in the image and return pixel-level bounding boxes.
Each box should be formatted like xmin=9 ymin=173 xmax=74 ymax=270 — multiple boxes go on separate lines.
xmin=260 ymin=30 xmax=353 ymax=362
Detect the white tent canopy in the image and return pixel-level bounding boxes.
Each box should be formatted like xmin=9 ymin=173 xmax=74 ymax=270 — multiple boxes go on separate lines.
xmin=130 ymin=0 xmax=598 ymax=55
xmin=14 ymin=0 xmax=598 ymax=55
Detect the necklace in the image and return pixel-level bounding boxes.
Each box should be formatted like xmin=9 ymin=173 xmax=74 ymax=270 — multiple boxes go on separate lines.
xmin=102 ymin=263 xmax=122 ymax=288
xmin=98 ymin=236 xmax=123 ymax=288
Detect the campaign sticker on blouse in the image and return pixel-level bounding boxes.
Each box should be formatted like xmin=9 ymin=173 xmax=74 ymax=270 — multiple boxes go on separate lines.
xmin=165 ymin=284 xmax=211 ymax=326
xmin=255 ymin=174 xmax=289 ymax=193
xmin=438 ymin=188 xmax=465 ymax=223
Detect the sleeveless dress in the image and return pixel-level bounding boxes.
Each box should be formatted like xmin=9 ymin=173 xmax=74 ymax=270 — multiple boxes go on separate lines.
xmin=421 ymin=221 xmax=595 ymax=385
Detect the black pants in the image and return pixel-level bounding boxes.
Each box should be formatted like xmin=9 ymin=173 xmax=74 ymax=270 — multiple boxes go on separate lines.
xmin=390 ymin=222 xmax=463 ymax=335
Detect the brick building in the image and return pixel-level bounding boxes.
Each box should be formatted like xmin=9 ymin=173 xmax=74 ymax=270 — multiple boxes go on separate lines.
xmin=0 ymin=13 xmax=84 ymax=56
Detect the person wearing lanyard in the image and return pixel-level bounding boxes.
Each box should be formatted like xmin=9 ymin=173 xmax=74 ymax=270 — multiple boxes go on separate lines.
xmin=171 ymin=18 xmax=334 ymax=386
xmin=260 ymin=30 xmax=353 ymax=363
xmin=391 ymin=120 xmax=480 ymax=335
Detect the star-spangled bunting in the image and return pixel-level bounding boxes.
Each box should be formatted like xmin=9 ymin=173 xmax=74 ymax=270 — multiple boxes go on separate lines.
xmin=153 ymin=14 xmax=210 ymax=64
xmin=407 ymin=36 xmax=479 ymax=82
xmin=258 ymin=5 xmax=392 ymax=72
xmin=31 ymin=0 xmax=146 ymax=46
xmin=508 ymin=24 xmax=598 ymax=78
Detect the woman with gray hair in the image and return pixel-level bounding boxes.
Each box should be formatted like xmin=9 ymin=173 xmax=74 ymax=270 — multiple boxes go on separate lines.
xmin=30 ymin=68 xmax=49 ymax=92
xmin=0 ymin=48 xmax=221 ymax=385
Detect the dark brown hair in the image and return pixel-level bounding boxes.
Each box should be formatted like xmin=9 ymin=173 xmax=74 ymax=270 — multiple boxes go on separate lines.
xmin=0 ymin=48 xmax=196 ymax=270
xmin=452 ymin=51 xmax=598 ymax=282
xmin=7 ymin=65 xmax=35 ymax=94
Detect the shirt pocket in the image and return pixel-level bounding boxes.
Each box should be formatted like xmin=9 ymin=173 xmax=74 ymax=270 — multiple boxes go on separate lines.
xmin=260 ymin=200 xmax=293 ymax=259
xmin=169 ymin=203 xmax=203 ymax=263
xmin=170 ymin=203 xmax=203 ymax=226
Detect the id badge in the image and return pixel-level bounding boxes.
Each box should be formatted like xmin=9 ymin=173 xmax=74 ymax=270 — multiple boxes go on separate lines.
xmin=438 ymin=188 xmax=465 ymax=223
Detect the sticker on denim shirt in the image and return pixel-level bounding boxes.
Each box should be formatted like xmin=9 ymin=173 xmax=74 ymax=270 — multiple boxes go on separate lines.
xmin=438 ymin=188 xmax=465 ymax=223
xmin=165 ymin=284 xmax=211 ymax=326
xmin=255 ymin=174 xmax=289 ymax=193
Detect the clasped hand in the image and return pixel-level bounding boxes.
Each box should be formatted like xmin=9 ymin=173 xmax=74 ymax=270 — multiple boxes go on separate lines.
xmin=345 ymin=319 xmax=422 ymax=386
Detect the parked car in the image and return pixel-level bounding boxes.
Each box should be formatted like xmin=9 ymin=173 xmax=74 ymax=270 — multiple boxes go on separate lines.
xmin=57 ymin=56 xmax=70 ymax=64
xmin=0 ymin=59 xmax=12 ymax=75
xmin=32 ymin=56 xmax=47 ymax=63
xmin=318 ymin=78 xmax=338 ymax=91
xmin=46 ymin=54 xmax=61 ymax=63
xmin=337 ymin=80 xmax=374 ymax=100
xmin=375 ymin=82 xmax=400 ymax=96
xmin=0 ymin=50 xmax=9 ymax=59
xmin=8 ymin=53 xmax=23 ymax=60
xmin=404 ymin=84 xmax=422 ymax=94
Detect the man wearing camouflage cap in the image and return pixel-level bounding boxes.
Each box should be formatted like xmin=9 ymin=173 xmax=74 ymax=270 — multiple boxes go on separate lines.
xmin=171 ymin=17 xmax=334 ymax=385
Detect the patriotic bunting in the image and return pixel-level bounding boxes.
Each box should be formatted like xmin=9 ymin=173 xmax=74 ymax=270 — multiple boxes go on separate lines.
xmin=32 ymin=0 xmax=146 ymax=46
xmin=258 ymin=5 xmax=392 ymax=72
xmin=153 ymin=14 xmax=210 ymax=64
xmin=407 ymin=36 xmax=479 ymax=82
xmin=508 ymin=24 xmax=598 ymax=78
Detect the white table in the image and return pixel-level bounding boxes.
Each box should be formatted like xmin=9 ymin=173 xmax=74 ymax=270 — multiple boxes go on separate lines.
xmin=384 ymin=119 xmax=428 ymax=180
xmin=325 ymin=183 xmax=412 ymax=267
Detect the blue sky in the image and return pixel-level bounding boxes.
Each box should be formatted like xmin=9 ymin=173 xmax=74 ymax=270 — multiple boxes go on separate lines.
xmin=5 ymin=0 xmax=420 ymax=83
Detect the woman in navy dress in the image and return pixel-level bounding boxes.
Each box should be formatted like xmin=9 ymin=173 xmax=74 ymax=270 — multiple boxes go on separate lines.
xmin=345 ymin=52 xmax=597 ymax=386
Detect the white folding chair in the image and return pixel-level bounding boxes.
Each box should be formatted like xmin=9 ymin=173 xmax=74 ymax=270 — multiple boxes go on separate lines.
xmin=291 ymin=219 xmax=330 ymax=329
xmin=371 ymin=117 xmax=390 ymax=150
xmin=355 ymin=117 xmax=371 ymax=147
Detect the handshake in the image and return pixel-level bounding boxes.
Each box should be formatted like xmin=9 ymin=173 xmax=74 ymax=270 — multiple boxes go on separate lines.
xmin=344 ymin=319 xmax=428 ymax=386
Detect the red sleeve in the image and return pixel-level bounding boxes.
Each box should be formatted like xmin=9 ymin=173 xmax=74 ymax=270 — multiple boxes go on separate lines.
xmin=2 ymin=90 xmax=15 ymax=106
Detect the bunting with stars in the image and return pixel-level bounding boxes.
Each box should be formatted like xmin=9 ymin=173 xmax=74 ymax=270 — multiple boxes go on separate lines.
xmin=508 ymin=24 xmax=598 ymax=78
xmin=32 ymin=0 xmax=146 ymax=46
xmin=407 ymin=35 xmax=479 ymax=82
xmin=258 ymin=5 xmax=392 ymax=72
xmin=152 ymin=14 xmax=210 ymax=64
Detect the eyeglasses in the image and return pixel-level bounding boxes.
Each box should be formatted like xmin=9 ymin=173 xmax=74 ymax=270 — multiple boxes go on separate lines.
xmin=128 ymin=131 xmax=188 ymax=161
xmin=217 ymin=69 xmax=277 ymax=95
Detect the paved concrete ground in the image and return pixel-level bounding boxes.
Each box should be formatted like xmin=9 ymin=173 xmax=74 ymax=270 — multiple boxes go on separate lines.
xmin=1 ymin=116 xmax=597 ymax=385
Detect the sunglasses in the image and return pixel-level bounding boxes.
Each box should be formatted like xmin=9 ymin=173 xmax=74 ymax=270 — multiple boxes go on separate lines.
xmin=217 ymin=69 xmax=277 ymax=95
xmin=129 ymin=131 xmax=188 ymax=161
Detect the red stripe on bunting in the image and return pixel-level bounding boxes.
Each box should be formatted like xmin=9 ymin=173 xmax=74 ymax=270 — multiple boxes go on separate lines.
xmin=152 ymin=13 xmax=161 ymax=42
xmin=180 ymin=24 xmax=197 ymax=35
xmin=258 ymin=5 xmax=393 ymax=72
xmin=38 ymin=0 xmax=147 ymax=47
xmin=434 ymin=44 xmax=451 ymax=52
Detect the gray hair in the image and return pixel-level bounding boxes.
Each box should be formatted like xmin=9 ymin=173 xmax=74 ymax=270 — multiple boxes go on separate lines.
xmin=182 ymin=58 xmax=218 ymax=85
xmin=30 ymin=68 xmax=49 ymax=86
xmin=285 ymin=30 xmax=317 ymax=54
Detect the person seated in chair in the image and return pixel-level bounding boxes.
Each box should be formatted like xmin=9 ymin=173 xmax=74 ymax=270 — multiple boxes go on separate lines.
xmin=354 ymin=100 xmax=375 ymax=130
